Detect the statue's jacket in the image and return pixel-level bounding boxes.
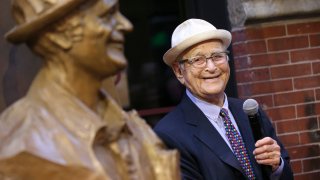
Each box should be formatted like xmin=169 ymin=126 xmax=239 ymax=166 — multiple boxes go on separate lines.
xmin=0 ymin=75 xmax=180 ymax=180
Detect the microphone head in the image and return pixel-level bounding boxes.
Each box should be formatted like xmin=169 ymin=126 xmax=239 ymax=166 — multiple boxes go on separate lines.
xmin=243 ymin=99 xmax=259 ymax=115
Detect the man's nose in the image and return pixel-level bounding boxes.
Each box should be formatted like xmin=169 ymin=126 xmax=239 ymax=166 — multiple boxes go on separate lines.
xmin=205 ymin=58 xmax=217 ymax=70
xmin=117 ymin=13 xmax=133 ymax=33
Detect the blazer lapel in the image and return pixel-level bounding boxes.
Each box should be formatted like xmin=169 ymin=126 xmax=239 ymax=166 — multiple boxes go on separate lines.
xmin=180 ymin=96 xmax=243 ymax=172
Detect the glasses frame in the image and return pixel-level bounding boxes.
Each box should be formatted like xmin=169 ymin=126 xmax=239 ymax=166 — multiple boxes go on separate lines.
xmin=179 ymin=50 xmax=230 ymax=69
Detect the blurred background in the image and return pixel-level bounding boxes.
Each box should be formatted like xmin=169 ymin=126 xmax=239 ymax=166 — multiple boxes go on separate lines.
xmin=0 ymin=0 xmax=319 ymax=179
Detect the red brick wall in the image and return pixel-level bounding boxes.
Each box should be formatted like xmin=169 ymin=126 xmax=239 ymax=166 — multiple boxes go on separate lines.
xmin=232 ymin=18 xmax=320 ymax=179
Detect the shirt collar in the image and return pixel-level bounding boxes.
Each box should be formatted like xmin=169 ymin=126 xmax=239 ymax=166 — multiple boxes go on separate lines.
xmin=186 ymin=89 xmax=229 ymax=120
xmin=29 ymin=77 xmax=126 ymax=143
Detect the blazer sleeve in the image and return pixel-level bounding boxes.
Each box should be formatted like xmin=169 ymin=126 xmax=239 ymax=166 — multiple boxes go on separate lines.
xmin=155 ymin=129 xmax=204 ymax=180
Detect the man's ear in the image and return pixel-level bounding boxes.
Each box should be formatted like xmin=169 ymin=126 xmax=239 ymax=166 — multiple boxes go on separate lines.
xmin=47 ymin=33 xmax=73 ymax=50
xmin=172 ymin=63 xmax=185 ymax=85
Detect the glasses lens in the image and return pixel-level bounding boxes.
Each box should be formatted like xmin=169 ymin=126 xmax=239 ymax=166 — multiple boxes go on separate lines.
xmin=212 ymin=52 xmax=228 ymax=64
xmin=183 ymin=51 xmax=229 ymax=68
xmin=190 ymin=56 xmax=206 ymax=67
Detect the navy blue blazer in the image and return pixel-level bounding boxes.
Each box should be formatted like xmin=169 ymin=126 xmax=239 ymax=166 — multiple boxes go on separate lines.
xmin=154 ymin=95 xmax=293 ymax=180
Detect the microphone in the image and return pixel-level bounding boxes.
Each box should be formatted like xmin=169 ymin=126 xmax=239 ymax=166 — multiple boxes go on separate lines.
xmin=243 ymin=99 xmax=271 ymax=179
xmin=243 ymin=99 xmax=264 ymax=142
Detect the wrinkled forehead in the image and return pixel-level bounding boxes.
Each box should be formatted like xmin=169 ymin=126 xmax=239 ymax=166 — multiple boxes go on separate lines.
xmin=104 ymin=0 xmax=117 ymax=5
xmin=87 ymin=0 xmax=117 ymax=14
xmin=101 ymin=0 xmax=117 ymax=11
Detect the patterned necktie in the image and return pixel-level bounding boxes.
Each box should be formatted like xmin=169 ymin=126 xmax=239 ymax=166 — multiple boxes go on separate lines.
xmin=220 ymin=108 xmax=256 ymax=179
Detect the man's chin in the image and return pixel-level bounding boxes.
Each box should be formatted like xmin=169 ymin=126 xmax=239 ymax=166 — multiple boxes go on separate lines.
xmin=109 ymin=51 xmax=128 ymax=66
xmin=102 ymin=60 xmax=127 ymax=77
xmin=114 ymin=62 xmax=127 ymax=73
xmin=114 ymin=58 xmax=127 ymax=70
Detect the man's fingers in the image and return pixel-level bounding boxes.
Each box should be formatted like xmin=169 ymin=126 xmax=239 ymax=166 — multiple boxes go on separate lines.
xmin=256 ymin=157 xmax=279 ymax=166
xmin=253 ymin=144 xmax=272 ymax=155
xmin=255 ymin=154 xmax=281 ymax=170
xmin=254 ymin=138 xmax=281 ymax=170
xmin=255 ymin=151 xmax=280 ymax=160
xmin=255 ymin=137 xmax=274 ymax=147
xmin=255 ymin=152 xmax=271 ymax=160
xmin=253 ymin=137 xmax=280 ymax=155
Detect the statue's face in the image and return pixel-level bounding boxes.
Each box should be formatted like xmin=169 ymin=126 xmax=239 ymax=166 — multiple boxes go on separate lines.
xmin=69 ymin=0 xmax=133 ymax=78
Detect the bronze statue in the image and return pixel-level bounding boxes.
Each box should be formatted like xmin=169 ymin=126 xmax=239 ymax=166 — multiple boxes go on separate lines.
xmin=0 ymin=0 xmax=179 ymax=179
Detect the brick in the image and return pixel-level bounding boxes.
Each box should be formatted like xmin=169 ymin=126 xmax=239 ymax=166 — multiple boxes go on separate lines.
xmin=233 ymin=40 xmax=267 ymax=56
xmin=232 ymin=29 xmax=246 ymax=43
xmin=232 ymin=42 xmax=247 ymax=56
xmin=303 ymin=157 xmax=320 ymax=172
xmin=294 ymin=75 xmax=320 ymax=89
xmin=316 ymin=89 xmax=320 ymax=101
xmin=294 ymin=172 xmax=320 ymax=180
xmin=236 ymin=68 xmax=270 ymax=83
xmin=300 ymin=130 xmax=320 ymax=144
xmin=287 ymin=144 xmax=320 ymax=159
xmin=247 ymin=40 xmax=267 ymax=54
xmin=278 ymin=133 xmax=300 ymax=146
xmin=233 ymin=53 xmax=290 ymax=70
xmin=277 ymin=117 xmax=318 ymax=134
xmin=291 ymin=48 xmax=320 ymax=62
xmin=260 ymin=25 xmax=287 ymax=38
xmin=290 ymin=160 xmax=302 ymax=174
xmin=232 ymin=25 xmax=286 ymax=42
xmin=257 ymin=79 xmax=293 ymax=94
xmin=237 ymin=79 xmax=293 ymax=96
xmin=310 ymin=34 xmax=320 ymax=47
xmin=249 ymin=52 xmax=290 ymax=67
xmin=265 ymin=106 xmax=296 ymax=121
xmin=234 ymin=56 xmax=249 ymax=70
xmin=274 ymin=90 xmax=315 ymax=106
xmin=245 ymin=25 xmax=286 ymax=40
xmin=288 ymin=21 xmax=320 ymax=35
xmin=268 ymin=36 xmax=309 ymax=51
xmin=237 ymin=84 xmax=250 ymax=97
xmin=313 ymin=62 xmax=320 ymax=74
xmin=270 ymin=63 xmax=312 ymax=79
xmin=297 ymin=102 xmax=320 ymax=117
xmin=252 ymin=95 xmax=274 ymax=108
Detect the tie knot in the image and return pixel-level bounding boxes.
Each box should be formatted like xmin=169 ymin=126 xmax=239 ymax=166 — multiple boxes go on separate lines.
xmin=220 ymin=108 xmax=228 ymax=117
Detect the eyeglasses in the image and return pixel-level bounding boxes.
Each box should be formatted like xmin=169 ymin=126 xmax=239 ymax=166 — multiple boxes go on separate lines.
xmin=179 ymin=51 xmax=229 ymax=69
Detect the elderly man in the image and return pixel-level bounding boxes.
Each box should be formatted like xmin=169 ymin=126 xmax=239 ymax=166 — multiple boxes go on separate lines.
xmin=154 ymin=19 xmax=293 ymax=180
xmin=0 ymin=0 xmax=179 ymax=179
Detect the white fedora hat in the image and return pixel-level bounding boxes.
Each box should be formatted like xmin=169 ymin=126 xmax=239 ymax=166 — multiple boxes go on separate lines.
xmin=163 ymin=18 xmax=232 ymax=66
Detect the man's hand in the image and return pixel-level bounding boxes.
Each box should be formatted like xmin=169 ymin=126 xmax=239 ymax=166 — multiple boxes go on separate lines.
xmin=253 ymin=137 xmax=281 ymax=171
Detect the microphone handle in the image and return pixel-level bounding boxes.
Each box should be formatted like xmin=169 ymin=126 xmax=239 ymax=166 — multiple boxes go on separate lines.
xmin=248 ymin=114 xmax=263 ymax=142
xmin=248 ymin=113 xmax=272 ymax=179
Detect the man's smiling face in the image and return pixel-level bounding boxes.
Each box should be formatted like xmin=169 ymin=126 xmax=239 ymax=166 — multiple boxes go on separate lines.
xmin=173 ymin=40 xmax=230 ymax=103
